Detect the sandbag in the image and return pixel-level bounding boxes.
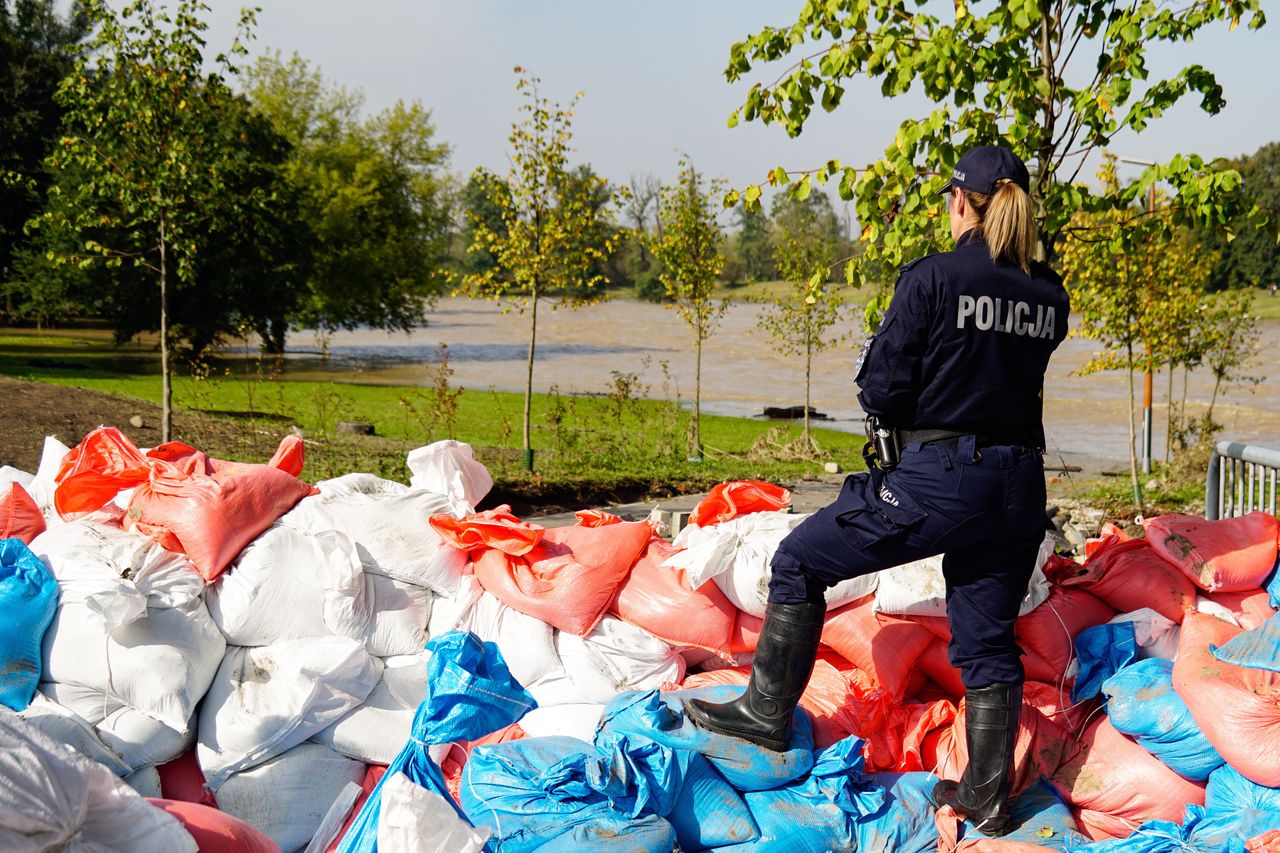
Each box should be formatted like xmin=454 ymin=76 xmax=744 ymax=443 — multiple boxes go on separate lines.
xmin=689 ymin=480 xmax=790 ymax=526
xmin=0 ymin=538 xmax=58 ymax=712
xmin=313 ymin=652 xmax=426 ymax=764
xmin=157 ymin=749 xmax=218 ymax=808
xmin=471 ymin=519 xmax=652 ymax=636
xmin=282 ymin=473 xmax=467 ymax=594
xmin=1051 ymin=716 xmax=1206 ymax=839
xmin=518 ymin=703 xmax=605 ymax=742
xmin=1143 ymin=511 xmax=1280 ymax=593
xmin=1072 ymin=621 xmax=1136 ymax=702
xmin=364 ymin=572 xmax=432 ymax=656
xmin=1113 ymin=608 xmax=1180 ymax=661
xmin=406 ymin=439 xmax=493 ymax=515
xmin=428 ymin=505 xmax=543 ymax=555
xmin=1102 ymin=657 xmax=1225 ymax=781
xmin=670 ymin=752 xmax=760 ymax=852
xmin=1204 ymin=764 xmax=1280 ymax=842
xmin=934 ymin=697 xmax=1070 ymax=798
xmin=1173 ymin=612 xmax=1280 ymax=787
xmin=53 ymin=426 xmax=153 ymax=519
xmin=41 ymin=681 xmax=194 ymax=771
xmin=915 ymin=637 xmax=967 ymax=698
xmin=1206 ymin=588 xmax=1277 ymax=631
xmin=544 ymin=616 xmax=685 ymax=706
xmin=0 ymin=483 xmax=45 ymax=544
xmin=0 ymin=709 xmax=197 ymax=852
xmin=197 ymin=637 xmax=380 ymax=789
xmin=17 ymin=691 xmax=131 ymax=776
xmin=206 ymin=526 xmax=370 ymax=647
xmin=216 ymin=742 xmax=365 ymax=853
xmin=1209 ymin=610 xmax=1280 ymax=672
xmin=822 ymin=594 xmax=935 ymax=700
xmin=147 ymin=798 xmax=281 ymax=853
xmin=377 ymin=770 xmax=488 ymax=853
xmin=1015 ymin=586 xmax=1115 ymax=685
xmin=935 ymin=777 xmax=1079 ymax=852
xmin=126 ymin=765 xmax=163 ymax=797
xmin=125 ymin=439 xmax=315 ymax=582
xmin=609 ymin=536 xmax=737 ymax=654
xmin=1050 ymin=538 xmax=1197 ymax=624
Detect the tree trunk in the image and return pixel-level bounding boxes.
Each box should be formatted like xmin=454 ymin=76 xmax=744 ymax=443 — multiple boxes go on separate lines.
xmin=1165 ymin=367 xmax=1173 ymax=465
xmin=1126 ymin=348 xmax=1142 ymax=512
xmin=159 ymin=214 xmax=172 ymax=443
xmin=523 ymin=286 xmax=538 ymax=471
xmin=692 ymin=331 xmax=702 ymax=460
xmin=803 ymin=332 xmax=812 ymax=446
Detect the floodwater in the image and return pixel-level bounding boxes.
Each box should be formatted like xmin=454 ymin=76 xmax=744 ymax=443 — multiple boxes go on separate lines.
xmin=278 ymin=296 xmax=1280 ymax=473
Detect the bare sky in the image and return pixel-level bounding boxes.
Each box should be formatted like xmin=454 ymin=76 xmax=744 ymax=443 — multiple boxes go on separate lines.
xmin=204 ymin=1 xmax=1278 ymax=196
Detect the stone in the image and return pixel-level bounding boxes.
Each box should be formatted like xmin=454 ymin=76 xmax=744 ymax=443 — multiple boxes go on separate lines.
xmin=336 ymin=421 xmax=375 ymax=436
xmin=823 ymin=461 xmax=842 ymax=474
xmin=128 ymin=414 xmax=144 ymax=429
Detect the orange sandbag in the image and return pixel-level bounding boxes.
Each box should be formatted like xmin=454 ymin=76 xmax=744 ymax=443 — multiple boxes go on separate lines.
xmin=1015 ymin=587 xmax=1114 ymax=684
xmin=472 ymin=520 xmax=652 ymax=636
xmin=574 ymin=509 xmax=623 ymax=527
xmin=1049 ymin=539 xmax=1197 ymax=624
xmin=1250 ymin=830 xmax=1280 ymax=853
xmin=688 ymin=480 xmax=790 ymax=527
xmin=934 ymin=697 xmax=1071 ymax=798
xmin=1173 ymin=612 xmax=1280 ymax=787
xmin=1083 ymin=522 xmax=1132 ymax=559
xmin=821 ymin=594 xmax=935 ymax=700
xmin=0 ymin=482 xmax=44 ymax=544
xmin=440 ymin=723 xmax=526 ymax=805
xmin=266 ymin=434 xmax=305 ymax=477
xmin=325 ymin=764 xmax=386 ymax=853
xmin=1143 ymin=511 xmax=1280 ymax=593
xmin=915 ymin=637 xmax=966 ymax=698
xmin=53 ymin=426 xmax=151 ymax=518
xmin=147 ymin=798 xmax=280 ymax=853
xmin=1051 ymin=716 xmax=1205 ymax=838
xmin=1023 ymin=680 xmax=1091 ymax=733
xmin=428 ymin=505 xmax=544 ymax=556
xmin=157 ymin=749 xmax=218 ymax=808
xmin=609 ymin=537 xmax=737 ymax=654
xmin=124 ymin=438 xmax=314 ymax=582
xmin=841 ymin=666 xmax=956 ymax=772
xmin=1206 ymin=588 xmax=1277 ymax=630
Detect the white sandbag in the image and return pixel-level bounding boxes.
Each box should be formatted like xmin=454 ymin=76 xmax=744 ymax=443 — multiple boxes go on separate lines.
xmin=216 ymin=741 xmax=365 ymax=853
xmin=377 ymin=770 xmax=489 ymax=853
xmin=124 ymin=765 xmax=163 ymax=798
xmin=365 ymin=573 xmax=432 ymax=657
xmin=279 ymin=473 xmax=467 ymax=595
xmin=198 ymin=637 xmax=380 ymax=789
xmin=1195 ymin=594 xmax=1240 ymax=626
xmin=517 ymin=703 xmax=604 ymax=742
xmin=0 ymin=465 xmax=35 ymax=490
xmin=668 ymin=512 xmax=877 ymax=618
xmin=17 ymin=692 xmax=130 ymax=776
xmin=406 ymin=440 xmax=493 ymax=516
xmin=539 ymin=617 xmax=684 ymax=706
xmin=1110 ymin=608 xmax=1180 ymax=661
xmin=872 ymin=533 xmax=1056 ymax=618
xmin=42 ymin=595 xmax=224 ymax=732
xmin=0 ymin=709 xmax=196 ymax=853
xmin=206 ymin=526 xmax=371 ymax=646
xmin=41 ymin=682 xmax=194 ymax=771
xmin=19 ymin=436 xmax=71 ymax=528
xmin=313 ymin=652 xmax=426 ymax=764
xmin=429 ymin=575 xmax=564 ymax=690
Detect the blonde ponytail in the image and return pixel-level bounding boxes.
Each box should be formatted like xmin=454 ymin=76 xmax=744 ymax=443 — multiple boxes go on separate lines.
xmin=963 ymin=180 xmax=1037 ymax=274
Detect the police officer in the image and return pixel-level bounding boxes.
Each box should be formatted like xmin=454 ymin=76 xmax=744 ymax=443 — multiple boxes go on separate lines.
xmin=685 ymin=145 xmax=1070 ymax=837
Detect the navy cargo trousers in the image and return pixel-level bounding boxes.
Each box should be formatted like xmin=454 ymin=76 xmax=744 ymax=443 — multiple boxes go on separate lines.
xmin=768 ymin=435 xmax=1046 ymax=689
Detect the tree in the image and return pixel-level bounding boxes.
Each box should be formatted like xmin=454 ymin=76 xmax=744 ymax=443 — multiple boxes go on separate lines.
xmin=31 ymin=0 xmax=265 ymax=441
xmin=650 ymin=154 xmax=728 ymax=461
xmin=243 ymin=52 xmax=453 ymax=351
xmin=1200 ymin=142 xmax=1280 ymax=291
xmin=461 ymin=68 xmax=621 ymax=471
xmin=723 ymin=1 xmax=1267 ymax=327
xmin=734 ymin=204 xmax=774 ymax=283
xmin=759 ymin=191 xmax=846 ymax=446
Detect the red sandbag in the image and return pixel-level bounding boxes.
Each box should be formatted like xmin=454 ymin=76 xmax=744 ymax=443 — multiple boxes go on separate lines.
xmin=440 ymin=723 xmax=526 ymax=805
xmin=915 ymin=637 xmax=966 ymax=698
xmin=1206 ymin=588 xmax=1277 ymax=630
xmin=147 ymin=798 xmax=280 ymax=852
xmin=428 ymin=505 xmax=544 ymax=556
xmin=689 ymin=480 xmax=790 ymax=527
xmin=1083 ymin=522 xmax=1132 ymax=559
xmin=574 ymin=509 xmax=623 ymax=527
xmin=1250 ymin=830 xmax=1280 ymax=853
xmin=266 ymin=434 xmax=305 ymax=477
xmin=934 ymin=697 xmax=1071 ymax=798
xmin=1051 ymin=716 xmax=1205 ymax=838
xmin=0 ymin=482 xmax=44 ymax=544
xmin=821 ymin=594 xmax=935 ymax=700
xmin=1143 ymin=511 xmax=1280 ymax=593
xmin=1173 ymin=612 xmax=1280 ymax=787
xmin=53 ymin=426 xmax=151 ymax=519
xmin=841 ymin=666 xmax=956 ymax=772
xmin=325 ymin=764 xmax=386 ymax=853
xmin=609 ymin=537 xmax=737 ymax=654
xmin=1049 ymin=539 xmax=1197 ymax=624
xmin=1024 ymin=680 xmax=1091 ymax=733
xmin=157 ymin=749 xmax=218 ymax=808
xmin=125 ymin=439 xmax=314 ymax=582
xmin=1015 ymin=587 xmax=1115 ymax=684
xmin=472 ymin=520 xmax=652 ymax=636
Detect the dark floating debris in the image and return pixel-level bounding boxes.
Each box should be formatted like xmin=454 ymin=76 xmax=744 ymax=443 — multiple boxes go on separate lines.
xmin=762 ymin=405 xmax=829 ymax=420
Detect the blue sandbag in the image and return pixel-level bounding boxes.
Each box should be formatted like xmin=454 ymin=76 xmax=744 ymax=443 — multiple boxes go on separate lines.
xmin=1072 ymin=621 xmax=1136 ymax=703
xmin=461 ymin=735 xmax=679 ymax=853
xmin=856 ymin=772 xmax=940 ymax=853
xmin=0 ymin=538 xmax=58 ymax=712
xmin=338 ymin=631 xmax=536 ymax=853
xmin=668 ymin=753 xmax=759 ymax=851
xmin=997 ymin=778 xmax=1081 ymax=850
xmin=597 ymin=686 xmax=814 ymax=792
xmin=1265 ymin=555 xmax=1279 ymax=609
xmin=1201 ymin=763 xmax=1280 ymax=840
xmin=1101 ymin=658 xmax=1224 ymax=781
xmin=1210 ymin=611 xmax=1280 ymax=673
xmin=1059 ymin=803 xmax=1257 ymax=853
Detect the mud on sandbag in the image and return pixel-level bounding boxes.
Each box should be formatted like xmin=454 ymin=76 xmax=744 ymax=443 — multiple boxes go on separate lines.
xmin=1143 ymin=511 xmax=1280 ymax=594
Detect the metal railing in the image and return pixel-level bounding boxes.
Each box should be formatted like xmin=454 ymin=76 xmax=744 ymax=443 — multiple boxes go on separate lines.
xmin=1206 ymin=441 xmax=1280 ymax=520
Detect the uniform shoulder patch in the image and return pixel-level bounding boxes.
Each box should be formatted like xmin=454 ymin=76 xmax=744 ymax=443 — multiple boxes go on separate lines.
xmin=898 ymin=250 xmax=942 ymax=277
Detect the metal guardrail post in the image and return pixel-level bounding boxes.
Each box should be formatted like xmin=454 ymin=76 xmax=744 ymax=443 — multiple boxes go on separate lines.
xmin=1206 ymin=441 xmax=1280 ymax=521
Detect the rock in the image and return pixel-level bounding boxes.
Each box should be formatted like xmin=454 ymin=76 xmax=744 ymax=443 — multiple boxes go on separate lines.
xmin=1145 ymin=479 xmax=1160 ymax=492
xmin=128 ymin=414 xmax=144 ymax=429
xmin=1062 ymin=522 xmax=1088 ymax=550
xmin=823 ymin=462 xmax=842 ymax=474
xmin=336 ymin=421 xmax=375 ymax=436
xmin=1045 ymin=504 xmax=1060 ymax=519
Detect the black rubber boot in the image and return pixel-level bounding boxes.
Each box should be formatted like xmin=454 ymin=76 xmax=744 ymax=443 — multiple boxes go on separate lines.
xmin=931 ymin=682 xmax=1022 ymax=837
xmin=683 ymin=600 xmax=825 ymax=752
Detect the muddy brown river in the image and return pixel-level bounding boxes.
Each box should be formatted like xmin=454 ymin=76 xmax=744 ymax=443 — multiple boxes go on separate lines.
xmin=279 ymin=296 xmax=1280 ymax=474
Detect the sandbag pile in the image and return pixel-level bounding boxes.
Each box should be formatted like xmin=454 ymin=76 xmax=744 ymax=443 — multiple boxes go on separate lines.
xmin=2 ymin=426 xmax=1279 ymax=852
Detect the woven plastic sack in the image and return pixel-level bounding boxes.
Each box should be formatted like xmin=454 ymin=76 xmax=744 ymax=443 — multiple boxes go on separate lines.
xmin=377 ymin=771 xmax=489 ymax=853
xmin=546 ymin=616 xmax=685 ymax=706
xmin=1072 ymin=621 xmax=1136 ymax=702
xmin=689 ymin=480 xmax=790 ymax=526
xmin=1204 ymin=764 xmax=1280 ymax=843
xmin=1143 ymin=512 xmax=1280 ymax=593
xmin=428 ymin=505 xmax=543 ymax=555
xmin=406 ymin=439 xmax=493 ymax=515
xmin=1174 ymin=612 xmax=1280 ymax=787
xmin=53 ymin=426 xmax=151 ymax=519
xmin=934 ymin=778 xmax=1079 ymax=852
xmin=40 ymin=681 xmax=194 ymax=772
xmin=1102 ymin=658 xmax=1224 ymax=781
xmin=1050 ymin=538 xmax=1197 ymax=624
xmin=0 ymin=483 xmax=45 ymax=544
xmin=0 ymin=538 xmax=58 ymax=711
xmin=147 ymin=798 xmax=280 ymax=853
xmin=313 ymin=652 xmax=427 ymax=764
xmin=1205 ymin=588 xmax=1277 ymax=631
xmin=1210 ymin=611 xmax=1280 ymax=672
xmin=823 ymin=594 xmax=935 ymax=700
xmin=1015 ymin=586 xmax=1115 ymax=685
xmin=934 ymin=697 xmax=1070 ymax=799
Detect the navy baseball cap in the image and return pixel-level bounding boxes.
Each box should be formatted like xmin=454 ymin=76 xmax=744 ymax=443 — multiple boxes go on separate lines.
xmin=939 ymin=145 xmax=1030 ymax=195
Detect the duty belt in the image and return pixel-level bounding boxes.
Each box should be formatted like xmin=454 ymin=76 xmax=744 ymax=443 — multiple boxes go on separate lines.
xmin=896 ymin=428 xmax=1039 ymax=450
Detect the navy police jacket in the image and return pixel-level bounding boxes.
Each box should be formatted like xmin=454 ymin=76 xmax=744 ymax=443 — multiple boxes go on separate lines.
xmin=855 ymin=230 xmax=1070 ymax=438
